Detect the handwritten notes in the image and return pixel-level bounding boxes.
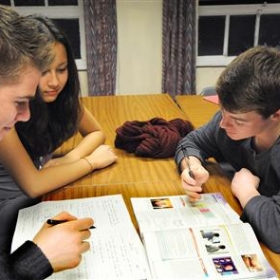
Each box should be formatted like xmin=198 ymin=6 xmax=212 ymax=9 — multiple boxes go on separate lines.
xmin=12 ymin=195 xmax=151 ymax=280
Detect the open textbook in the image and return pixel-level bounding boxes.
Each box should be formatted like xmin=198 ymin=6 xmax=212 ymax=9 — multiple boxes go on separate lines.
xmin=12 ymin=193 xmax=277 ymax=280
xmin=131 ymin=193 xmax=278 ymax=280
xmin=12 ymin=194 xmax=151 ymax=280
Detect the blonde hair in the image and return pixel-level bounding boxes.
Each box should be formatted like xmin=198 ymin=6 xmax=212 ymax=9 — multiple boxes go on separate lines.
xmin=0 ymin=5 xmax=53 ymax=83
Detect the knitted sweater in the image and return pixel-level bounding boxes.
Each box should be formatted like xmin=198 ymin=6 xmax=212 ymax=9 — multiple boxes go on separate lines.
xmin=175 ymin=111 xmax=280 ymax=253
xmin=2 ymin=241 xmax=52 ymax=279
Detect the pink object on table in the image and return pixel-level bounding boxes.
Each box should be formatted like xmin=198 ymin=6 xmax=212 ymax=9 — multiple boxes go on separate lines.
xmin=203 ymin=94 xmax=219 ymax=104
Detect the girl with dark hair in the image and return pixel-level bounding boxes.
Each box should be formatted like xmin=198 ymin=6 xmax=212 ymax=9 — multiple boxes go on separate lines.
xmin=0 ymin=15 xmax=117 ymax=221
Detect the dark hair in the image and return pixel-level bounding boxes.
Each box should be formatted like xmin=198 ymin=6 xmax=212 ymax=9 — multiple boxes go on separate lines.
xmin=0 ymin=5 xmax=53 ymax=83
xmin=216 ymin=46 xmax=280 ymax=118
xmin=16 ymin=15 xmax=81 ymax=160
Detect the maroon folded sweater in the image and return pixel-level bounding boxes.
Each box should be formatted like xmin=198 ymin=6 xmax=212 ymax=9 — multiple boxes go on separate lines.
xmin=115 ymin=117 xmax=194 ymax=158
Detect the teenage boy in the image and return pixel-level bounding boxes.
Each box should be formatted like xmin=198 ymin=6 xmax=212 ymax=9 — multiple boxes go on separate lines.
xmin=175 ymin=46 xmax=280 ymax=253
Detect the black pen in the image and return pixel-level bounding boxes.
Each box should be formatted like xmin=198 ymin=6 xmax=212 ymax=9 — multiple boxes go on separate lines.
xmin=47 ymin=219 xmax=96 ymax=229
xmin=180 ymin=145 xmax=195 ymax=179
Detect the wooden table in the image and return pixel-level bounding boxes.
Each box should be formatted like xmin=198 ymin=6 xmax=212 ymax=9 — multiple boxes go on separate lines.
xmin=49 ymin=94 xmax=280 ymax=276
xmin=175 ymin=95 xmax=219 ymax=128
xmin=56 ymin=94 xmax=191 ymax=185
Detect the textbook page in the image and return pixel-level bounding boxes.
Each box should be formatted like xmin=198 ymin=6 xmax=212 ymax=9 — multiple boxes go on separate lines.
xmin=131 ymin=193 xmax=241 ymax=232
xmin=131 ymin=193 xmax=277 ymax=279
xmin=142 ymin=223 xmax=277 ymax=279
xmin=12 ymin=195 xmax=151 ymax=280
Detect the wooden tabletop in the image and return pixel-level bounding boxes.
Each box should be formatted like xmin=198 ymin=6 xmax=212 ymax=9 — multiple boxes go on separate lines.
xmin=56 ymin=94 xmax=191 ymax=185
xmin=175 ymin=95 xmax=219 ymax=128
xmin=49 ymin=94 xmax=280 ymax=276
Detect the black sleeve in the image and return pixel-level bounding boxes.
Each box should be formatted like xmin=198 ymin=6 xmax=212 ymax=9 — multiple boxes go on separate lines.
xmin=7 ymin=241 xmax=53 ymax=280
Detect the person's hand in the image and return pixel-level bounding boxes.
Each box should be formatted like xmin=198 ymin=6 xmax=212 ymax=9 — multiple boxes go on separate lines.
xmin=85 ymin=145 xmax=118 ymax=170
xmin=33 ymin=212 xmax=94 ymax=272
xmin=231 ymin=168 xmax=260 ymax=207
xmin=181 ymin=163 xmax=209 ymax=202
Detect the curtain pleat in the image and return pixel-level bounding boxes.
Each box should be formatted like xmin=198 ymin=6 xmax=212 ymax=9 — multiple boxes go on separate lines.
xmin=83 ymin=0 xmax=117 ymax=96
xmin=162 ymin=0 xmax=196 ymax=98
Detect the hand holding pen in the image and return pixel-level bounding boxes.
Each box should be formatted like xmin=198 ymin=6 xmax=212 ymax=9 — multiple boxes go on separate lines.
xmin=180 ymin=145 xmax=209 ymax=201
xmin=33 ymin=212 xmax=94 ymax=272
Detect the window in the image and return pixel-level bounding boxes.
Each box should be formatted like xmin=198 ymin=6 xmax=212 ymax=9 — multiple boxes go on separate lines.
xmin=198 ymin=2 xmax=280 ymax=66
xmin=0 ymin=0 xmax=86 ymax=70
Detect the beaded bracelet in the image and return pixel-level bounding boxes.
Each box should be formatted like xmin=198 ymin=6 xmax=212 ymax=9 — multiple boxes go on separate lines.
xmin=83 ymin=157 xmax=94 ymax=172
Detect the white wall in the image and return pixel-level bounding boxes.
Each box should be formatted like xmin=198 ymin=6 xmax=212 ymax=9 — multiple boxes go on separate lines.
xmin=79 ymin=0 xmax=225 ymax=96
xmin=79 ymin=71 xmax=88 ymax=96
xmin=196 ymin=67 xmax=224 ymax=94
xmin=116 ymin=0 xmax=162 ymax=95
